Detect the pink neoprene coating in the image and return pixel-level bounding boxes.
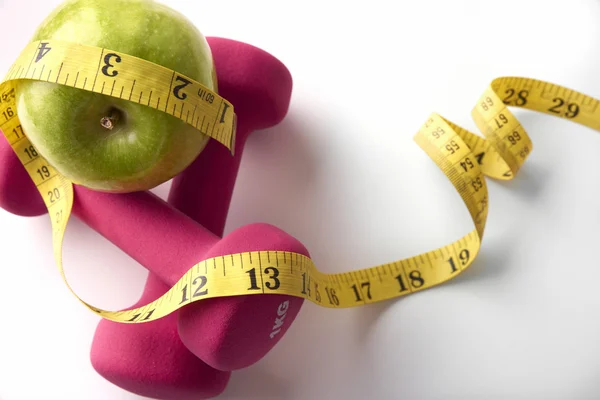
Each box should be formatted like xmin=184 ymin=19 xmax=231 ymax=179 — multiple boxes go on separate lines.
xmin=0 ymin=37 xmax=305 ymax=399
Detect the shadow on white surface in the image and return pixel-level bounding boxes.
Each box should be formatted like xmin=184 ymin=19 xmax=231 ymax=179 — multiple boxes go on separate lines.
xmin=222 ymin=367 xmax=293 ymax=400
xmin=225 ymin=110 xmax=324 ymax=238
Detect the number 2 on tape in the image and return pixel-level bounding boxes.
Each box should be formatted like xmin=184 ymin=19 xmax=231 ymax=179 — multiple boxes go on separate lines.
xmin=0 ymin=40 xmax=597 ymax=323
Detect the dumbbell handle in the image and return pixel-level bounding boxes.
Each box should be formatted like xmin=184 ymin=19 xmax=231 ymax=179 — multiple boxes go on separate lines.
xmin=73 ymin=186 xmax=218 ymax=287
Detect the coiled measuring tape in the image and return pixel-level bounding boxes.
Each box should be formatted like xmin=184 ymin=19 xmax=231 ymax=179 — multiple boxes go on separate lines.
xmin=0 ymin=39 xmax=593 ymax=323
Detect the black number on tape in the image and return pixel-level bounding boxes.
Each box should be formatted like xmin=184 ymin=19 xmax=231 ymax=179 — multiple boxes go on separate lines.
xmin=445 ymin=140 xmax=460 ymax=154
xmin=325 ymin=287 xmax=339 ymax=305
xmin=264 ymin=267 xmax=280 ymax=290
xmin=173 ymin=76 xmax=191 ymax=100
xmin=471 ymin=177 xmax=483 ymax=192
xmin=192 ymin=276 xmax=208 ymax=297
xmin=1 ymin=88 xmax=15 ymax=103
xmin=35 ymin=42 xmax=51 ymax=63
xmin=37 ymin=166 xmax=50 ymax=180
xmin=507 ymin=131 xmax=521 ymax=145
xmin=480 ymin=96 xmax=494 ymax=111
xmin=351 ymin=281 xmax=372 ymax=302
xmin=548 ymin=97 xmax=580 ymax=118
xmin=447 ymin=249 xmax=470 ymax=273
xmin=409 ymin=270 xmax=425 ymax=288
xmin=314 ymin=282 xmax=321 ymax=302
xmin=101 ymin=53 xmax=121 ymax=77
xmin=301 ymin=272 xmax=311 ymax=296
xmin=179 ymin=275 xmax=208 ymax=304
xmin=247 ymin=268 xmax=260 ymax=290
xmin=432 ymin=127 xmax=445 ymax=139
xmin=12 ymin=124 xmax=23 ymax=138
xmin=219 ymin=103 xmax=229 ymax=123
xmin=24 ymin=146 xmax=38 ymax=159
xmin=460 ymin=157 xmax=474 ymax=172
xmin=2 ymin=107 xmax=14 ymax=121
xmin=396 ymin=274 xmax=409 ymax=292
xmin=495 ymin=113 xmax=508 ymax=129
xmin=246 ymin=267 xmax=280 ymax=291
xmin=396 ymin=270 xmax=425 ymax=292
xmin=503 ymin=89 xmax=528 ymax=106
xmin=127 ymin=309 xmax=155 ymax=322
xmin=47 ymin=188 xmax=60 ymax=203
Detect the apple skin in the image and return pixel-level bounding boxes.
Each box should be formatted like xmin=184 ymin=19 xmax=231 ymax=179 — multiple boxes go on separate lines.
xmin=15 ymin=0 xmax=216 ymax=192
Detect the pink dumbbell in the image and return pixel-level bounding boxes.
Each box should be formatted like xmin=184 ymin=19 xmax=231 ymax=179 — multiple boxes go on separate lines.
xmin=0 ymin=37 xmax=306 ymax=399
xmin=168 ymin=36 xmax=303 ymax=372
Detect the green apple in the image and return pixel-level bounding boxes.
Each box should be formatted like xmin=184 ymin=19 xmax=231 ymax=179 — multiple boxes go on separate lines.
xmin=14 ymin=0 xmax=217 ymax=192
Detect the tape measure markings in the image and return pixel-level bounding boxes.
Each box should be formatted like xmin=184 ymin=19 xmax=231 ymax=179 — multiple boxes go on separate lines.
xmin=416 ymin=123 xmax=487 ymax=238
xmin=1 ymin=41 xmax=597 ymax=323
xmin=3 ymin=40 xmax=235 ymax=153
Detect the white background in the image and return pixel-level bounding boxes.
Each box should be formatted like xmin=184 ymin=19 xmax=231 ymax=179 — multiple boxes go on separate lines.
xmin=2 ymin=0 xmax=600 ymax=399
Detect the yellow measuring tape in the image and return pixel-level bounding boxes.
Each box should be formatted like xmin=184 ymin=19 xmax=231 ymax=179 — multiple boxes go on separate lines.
xmin=0 ymin=39 xmax=592 ymax=323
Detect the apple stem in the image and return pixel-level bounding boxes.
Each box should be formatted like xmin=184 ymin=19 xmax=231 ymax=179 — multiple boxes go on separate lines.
xmin=100 ymin=116 xmax=115 ymax=130
xmin=100 ymin=108 xmax=121 ymax=130
xmin=101 ymin=106 xmax=122 ymax=131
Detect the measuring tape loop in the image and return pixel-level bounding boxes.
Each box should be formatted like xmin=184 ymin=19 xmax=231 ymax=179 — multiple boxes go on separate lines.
xmin=0 ymin=40 xmax=596 ymax=323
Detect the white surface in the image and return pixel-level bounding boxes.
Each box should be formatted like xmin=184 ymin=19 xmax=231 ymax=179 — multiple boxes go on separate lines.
xmin=1 ymin=0 xmax=600 ymax=399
